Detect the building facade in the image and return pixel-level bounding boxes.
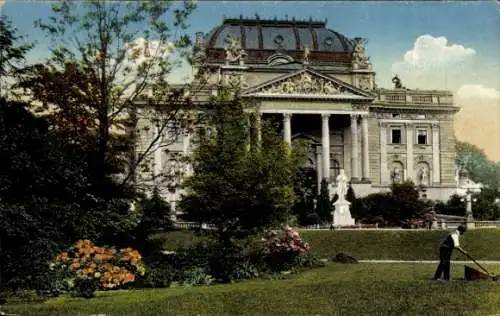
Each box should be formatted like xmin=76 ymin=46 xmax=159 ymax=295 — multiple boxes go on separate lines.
xmin=141 ymin=17 xmax=461 ymax=208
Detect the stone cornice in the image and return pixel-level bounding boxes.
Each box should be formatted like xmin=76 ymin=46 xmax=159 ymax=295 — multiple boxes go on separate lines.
xmin=369 ymin=105 xmax=459 ymax=113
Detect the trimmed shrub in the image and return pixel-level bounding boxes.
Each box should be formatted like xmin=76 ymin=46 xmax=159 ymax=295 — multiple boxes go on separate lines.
xmin=332 ymin=253 xmax=358 ymax=264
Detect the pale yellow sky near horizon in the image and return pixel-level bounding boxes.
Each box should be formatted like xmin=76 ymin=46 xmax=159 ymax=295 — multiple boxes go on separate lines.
xmin=455 ymin=88 xmax=500 ymax=162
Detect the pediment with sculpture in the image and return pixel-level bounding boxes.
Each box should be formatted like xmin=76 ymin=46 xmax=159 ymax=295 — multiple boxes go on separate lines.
xmin=243 ymin=69 xmax=375 ymax=100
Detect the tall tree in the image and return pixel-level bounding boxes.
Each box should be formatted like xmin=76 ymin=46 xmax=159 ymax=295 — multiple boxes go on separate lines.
xmin=0 ymin=16 xmax=32 ymax=77
xmin=179 ymin=91 xmax=298 ymax=244
xmin=17 ymin=0 xmax=198 ymax=189
xmin=456 ymin=141 xmax=500 ymax=190
xmin=315 ymin=179 xmax=332 ymax=223
xmin=0 ymin=98 xmax=140 ymax=291
xmin=0 ymin=16 xmax=33 ymax=95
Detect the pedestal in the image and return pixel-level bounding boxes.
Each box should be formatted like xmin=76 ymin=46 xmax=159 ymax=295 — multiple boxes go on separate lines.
xmin=465 ymin=219 xmax=476 ymax=230
xmin=431 ymin=220 xmax=438 ymax=229
xmin=331 ymin=199 xmax=355 ymax=227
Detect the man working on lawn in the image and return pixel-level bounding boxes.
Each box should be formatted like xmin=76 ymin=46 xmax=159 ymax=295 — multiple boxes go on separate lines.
xmin=433 ymin=225 xmax=468 ymax=281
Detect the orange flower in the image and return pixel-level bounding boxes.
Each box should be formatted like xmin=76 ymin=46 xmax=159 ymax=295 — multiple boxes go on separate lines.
xmin=70 ymin=262 xmax=81 ymax=271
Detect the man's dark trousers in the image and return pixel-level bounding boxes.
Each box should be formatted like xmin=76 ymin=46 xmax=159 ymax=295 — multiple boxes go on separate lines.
xmin=434 ymin=246 xmax=452 ymax=280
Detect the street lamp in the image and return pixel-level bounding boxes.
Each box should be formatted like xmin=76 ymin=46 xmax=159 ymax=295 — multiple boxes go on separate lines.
xmin=458 ymin=169 xmax=480 ymax=229
xmin=460 ymin=192 xmax=478 ymax=222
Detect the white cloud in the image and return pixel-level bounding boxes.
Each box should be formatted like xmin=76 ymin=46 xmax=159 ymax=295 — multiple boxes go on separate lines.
xmin=393 ymin=35 xmax=475 ymax=71
xmin=456 ymin=84 xmax=500 ymax=100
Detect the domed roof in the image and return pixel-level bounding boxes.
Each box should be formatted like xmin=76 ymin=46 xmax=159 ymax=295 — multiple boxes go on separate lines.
xmin=205 ymin=17 xmax=355 ymax=53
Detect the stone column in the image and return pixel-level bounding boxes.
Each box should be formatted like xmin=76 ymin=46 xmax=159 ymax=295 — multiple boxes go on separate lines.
xmin=245 ymin=113 xmax=251 ymax=152
xmin=406 ymin=123 xmax=414 ymax=181
xmin=432 ymin=123 xmax=441 ymax=184
xmin=183 ymin=132 xmax=191 ymax=154
xmin=256 ymin=112 xmax=262 ymax=146
xmin=379 ymin=122 xmax=388 ymax=184
xmin=321 ymin=114 xmax=330 ymax=181
xmin=316 ymin=146 xmax=323 ymax=193
xmin=283 ymin=113 xmax=292 ymax=145
xmin=361 ymin=114 xmax=370 ymax=181
xmin=350 ymin=114 xmax=360 ymax=181
xmin=154 ymin=125 xmax=163 ymax=181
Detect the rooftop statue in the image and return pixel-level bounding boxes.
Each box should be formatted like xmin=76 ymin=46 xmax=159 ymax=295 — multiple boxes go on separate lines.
xmin=352 ymin=37 xmax=370 ymax=69
xmin=224 ymin=36 xmax=247 ymax=65
xmin=303 ymin=46 xmax=311 ymax=65
xmin=392 ymin=75 xmax=403 ymax=89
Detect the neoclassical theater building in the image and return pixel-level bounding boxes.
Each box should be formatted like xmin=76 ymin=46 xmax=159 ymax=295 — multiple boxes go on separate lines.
xmin=142 ymin=17 xmax=461 ymax=209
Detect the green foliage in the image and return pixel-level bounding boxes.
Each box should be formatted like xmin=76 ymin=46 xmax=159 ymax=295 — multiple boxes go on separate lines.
xmin=181 ymin=267 xmax=214 ymax=287
xmin=456 ymin=141 xmax=500 ymax=190
xmin=345 ymin=185 xmax=361 ymax=219
xmin=292 ymin=167 xmax=318 ymax=226
xmin=71 ymin=279 xmax=97 ymax=299
xmin=332 ymin=253 xmax=358 ymax=264
xmin=131 ymin=187 xmax=173 ymax=254
xmin=435 ymin=189 xmax=500 ymax=220
xmin=0 ymin=98 xmax=138 ymax=291
xmin=314 ymin=179 xmax=332 ymax=223
xmin=434 ymin=194 xmax=464 ymax=217
xmin=136 ymin=253 xmax=177 ymax=289
xmin=230 ymin=261 xmax=261 ymax=281
xmin=291 ymin=252 xmax=326 ymax=269
xmin=17 ymin=0 xmax=197 ymax=187
xmin=471 ymin=188 xmax=500 ymax=220
xmin=354 ymin=181 xmax=425 ymax=225
xmin=0 ymin=16 xmax=33 ymax=80
xmin=179 ymin=94 xmax=297 ymax=242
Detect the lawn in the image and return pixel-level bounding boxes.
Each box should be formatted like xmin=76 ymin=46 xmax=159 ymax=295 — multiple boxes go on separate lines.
xmin=6 ymin=263 xmax=500 ymax=316
xmin=157 ymin=228 xmax=500 ymax=260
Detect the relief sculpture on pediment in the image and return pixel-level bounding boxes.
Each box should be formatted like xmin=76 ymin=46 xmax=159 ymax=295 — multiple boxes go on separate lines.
xmin=259 ymin=73 xmax=353 ymax=95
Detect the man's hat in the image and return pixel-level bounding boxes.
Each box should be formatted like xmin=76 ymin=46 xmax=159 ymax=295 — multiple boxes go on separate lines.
xmin=458 ymin=225 xmax=467 ymax=233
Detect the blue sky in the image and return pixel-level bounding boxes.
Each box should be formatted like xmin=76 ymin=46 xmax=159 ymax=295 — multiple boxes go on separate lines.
xmin=2 ymin=1 xmax=500 ymax=159
xmin=2 ymin=1 xmax=498 ymax=91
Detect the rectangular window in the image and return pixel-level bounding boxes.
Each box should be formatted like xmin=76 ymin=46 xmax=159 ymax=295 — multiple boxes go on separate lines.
xmin=417 ymin=129 xmax=427 ymax=145
xmin=391 ymin=129 xmax=402 ymax=144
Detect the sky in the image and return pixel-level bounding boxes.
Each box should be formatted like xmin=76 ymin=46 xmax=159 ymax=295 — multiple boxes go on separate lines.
xmin=2 ymin=0 xmax=500 ymax=161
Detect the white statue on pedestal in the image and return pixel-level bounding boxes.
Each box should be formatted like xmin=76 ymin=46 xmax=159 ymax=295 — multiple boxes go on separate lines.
xmin=332 ymin=169 xmax=356 ymax=227
xmin=336 ymin=169 xmax=348 ymax=200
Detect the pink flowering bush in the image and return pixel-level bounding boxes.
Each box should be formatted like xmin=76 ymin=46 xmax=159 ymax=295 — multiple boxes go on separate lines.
xmin=261 ymin=225 xmax=312 ymax=272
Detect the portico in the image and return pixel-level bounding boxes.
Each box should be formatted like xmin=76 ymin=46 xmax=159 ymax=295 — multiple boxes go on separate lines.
xmin=257 ymin=108 xmax=371 ymax=185
xmin=240 ymin=67 xmax=375 ymax=186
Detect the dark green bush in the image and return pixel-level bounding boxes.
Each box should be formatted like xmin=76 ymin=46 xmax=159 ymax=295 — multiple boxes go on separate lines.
xmin=135 ymin=253 xmax=178 ymax=289
xmin=332 ymin=253 xmax=358 ymax=264
xmin=71 ymin=279 xmax=98 ymax=299
xmin=292 ymin=252 xmax=326 ymax=269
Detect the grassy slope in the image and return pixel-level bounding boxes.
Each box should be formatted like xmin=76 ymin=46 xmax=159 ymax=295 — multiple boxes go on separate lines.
xmin=6 ymin=263 xmax=500 ymax=316
xmin=159 ymin=229 xmax=500 ymax=260
xmin=301 ymin=229 xmax=500 ymax=260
